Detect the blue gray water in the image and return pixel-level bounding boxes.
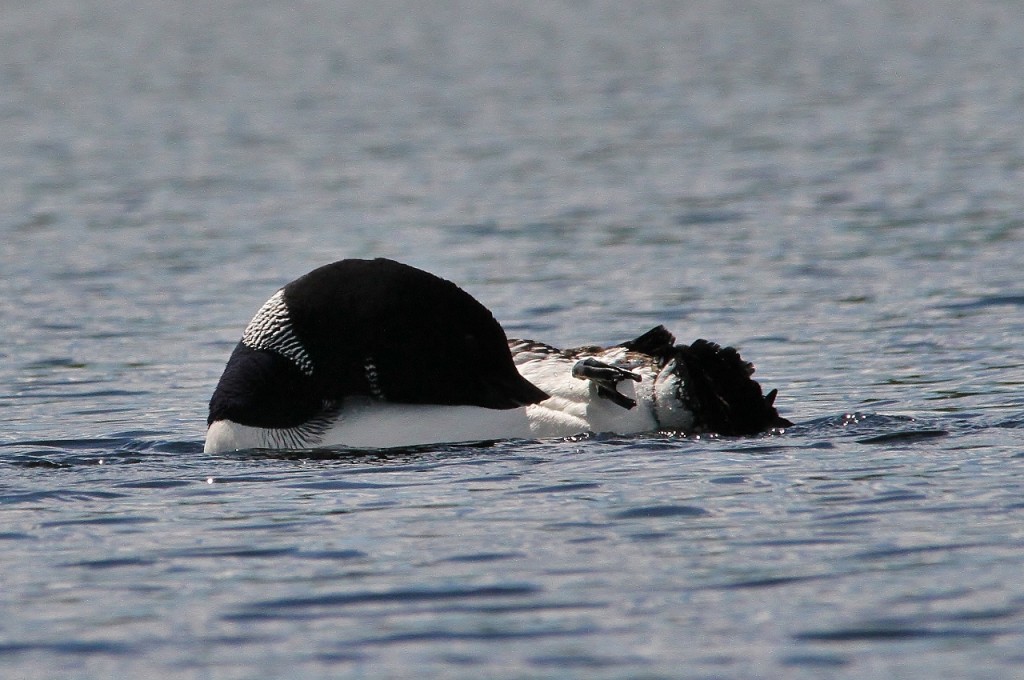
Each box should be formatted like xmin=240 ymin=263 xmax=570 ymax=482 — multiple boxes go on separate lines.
xmin=3 ymin=1 xmax=1024 ymax=678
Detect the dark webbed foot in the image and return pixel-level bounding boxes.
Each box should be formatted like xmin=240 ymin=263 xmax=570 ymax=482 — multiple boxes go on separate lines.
xmin=572 ymin=358 xmax=642 ymax=410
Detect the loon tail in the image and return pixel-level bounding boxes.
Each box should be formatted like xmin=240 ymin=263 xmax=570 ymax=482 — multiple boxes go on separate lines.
xmin=676 ymin=339 xmax=792 ymax=435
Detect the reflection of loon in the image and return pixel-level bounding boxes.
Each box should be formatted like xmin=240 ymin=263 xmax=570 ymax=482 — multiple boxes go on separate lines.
xmin=204 ymin=258 xmax=791 ymax=452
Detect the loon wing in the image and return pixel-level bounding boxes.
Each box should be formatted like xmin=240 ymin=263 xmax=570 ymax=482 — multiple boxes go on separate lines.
xmin=619 ymin=325 xmax=677 ymax=358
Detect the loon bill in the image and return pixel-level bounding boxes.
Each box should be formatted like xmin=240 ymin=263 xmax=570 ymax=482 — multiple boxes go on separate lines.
xmin=204 ymin=258 xmax=791 ymax=452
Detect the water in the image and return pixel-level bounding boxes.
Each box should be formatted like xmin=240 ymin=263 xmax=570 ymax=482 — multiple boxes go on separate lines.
xmin=2 ymin=1 xmax=1024 ymax=677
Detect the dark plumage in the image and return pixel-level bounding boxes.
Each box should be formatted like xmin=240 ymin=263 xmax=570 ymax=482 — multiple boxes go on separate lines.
xmin=620 ymin=325 xmax=790 ymax=434
xmin=208 ymin=258 xmax=549 ymax=430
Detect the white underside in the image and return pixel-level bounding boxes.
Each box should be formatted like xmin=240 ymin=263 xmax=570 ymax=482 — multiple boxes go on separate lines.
xmin=204 ymin=347 xmax=695 ymax=452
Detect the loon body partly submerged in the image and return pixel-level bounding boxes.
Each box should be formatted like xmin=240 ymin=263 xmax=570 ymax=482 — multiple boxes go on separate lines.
xmin=204 ymin=258 xmax=790 ymax=452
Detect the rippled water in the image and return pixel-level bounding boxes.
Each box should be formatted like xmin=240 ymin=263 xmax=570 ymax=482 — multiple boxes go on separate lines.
xmin=3 ymin=1 xmax=1024 ymax=678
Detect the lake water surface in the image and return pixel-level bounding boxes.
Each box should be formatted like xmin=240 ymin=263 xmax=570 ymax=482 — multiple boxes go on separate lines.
xmin=2 ymin=1 xmax=1024 ymax=678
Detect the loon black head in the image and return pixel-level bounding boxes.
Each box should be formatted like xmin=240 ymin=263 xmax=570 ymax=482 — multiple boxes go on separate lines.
xmin=207 ymin=258 xmax=549 ymax=431
xmin=207 ymin=343 xmax=324 ymax=429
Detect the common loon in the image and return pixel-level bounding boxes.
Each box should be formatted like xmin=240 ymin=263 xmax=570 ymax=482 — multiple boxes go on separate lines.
xmin=204 ymin=258 xmax=791 ymax=452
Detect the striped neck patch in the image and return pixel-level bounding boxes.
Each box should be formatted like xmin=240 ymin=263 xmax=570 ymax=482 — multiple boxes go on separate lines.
xmin=241 ymin=289 xmax=314 ymax=376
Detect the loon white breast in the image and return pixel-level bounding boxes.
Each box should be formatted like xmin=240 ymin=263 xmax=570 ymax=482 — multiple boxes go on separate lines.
xmin=204 ymin=258 xmax=790 ymax=453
